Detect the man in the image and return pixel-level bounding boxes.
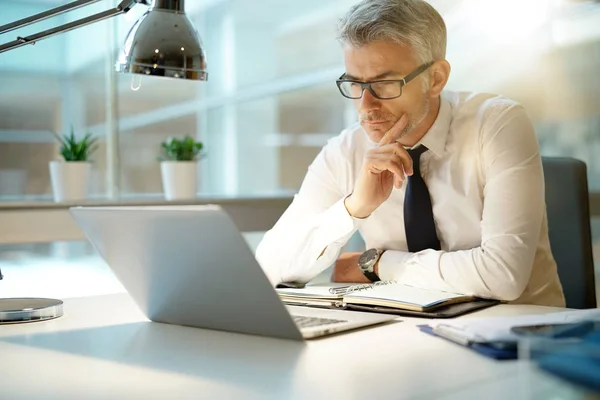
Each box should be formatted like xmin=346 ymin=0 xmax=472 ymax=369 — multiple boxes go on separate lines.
xmin=256 ymin=0 xmax=565 ymax=306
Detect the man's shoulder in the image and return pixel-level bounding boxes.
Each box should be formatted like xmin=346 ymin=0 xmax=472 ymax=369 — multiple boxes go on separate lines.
xmin=444 ymin=90 xmax=527 ymax=122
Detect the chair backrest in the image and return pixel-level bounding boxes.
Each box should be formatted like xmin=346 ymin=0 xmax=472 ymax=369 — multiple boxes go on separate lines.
xmin=542 ymin=157 xmax=596 ymax=308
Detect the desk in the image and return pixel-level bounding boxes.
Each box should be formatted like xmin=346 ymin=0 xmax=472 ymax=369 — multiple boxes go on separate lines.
xmin=0 ymin=294 xmax=586 ymax=400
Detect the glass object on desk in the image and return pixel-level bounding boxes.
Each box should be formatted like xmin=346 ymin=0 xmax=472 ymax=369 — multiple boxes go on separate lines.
xmin=0 ymin=247 xmax=65 ymax=325
xmin=516 ymin=321 xmax=600 ymax=399
xmin=0 ymin=298 xmax=63 ymax=324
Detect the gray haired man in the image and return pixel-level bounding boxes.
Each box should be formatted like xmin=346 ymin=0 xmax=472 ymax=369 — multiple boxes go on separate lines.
xmin=256 ymin=0 xmax=565 ymax=307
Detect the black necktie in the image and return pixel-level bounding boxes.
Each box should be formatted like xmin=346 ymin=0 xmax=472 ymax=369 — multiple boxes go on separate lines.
xmin=404 ymin=145 xmax=440 ymax=252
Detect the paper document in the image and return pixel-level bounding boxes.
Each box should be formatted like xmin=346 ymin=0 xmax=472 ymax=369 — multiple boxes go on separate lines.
xmin=428 ymin=308 xmax=600 ymax=343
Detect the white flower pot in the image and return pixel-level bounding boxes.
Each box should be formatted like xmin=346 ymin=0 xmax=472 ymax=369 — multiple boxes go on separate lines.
xmin=49 ymin=161 xmax=91 ymax=202
xmin=160 ymin=161 xmax=198 ymax=201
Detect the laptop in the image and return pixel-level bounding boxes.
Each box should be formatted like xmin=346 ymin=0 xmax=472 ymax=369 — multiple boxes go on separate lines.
xmin=69 ymin=205 xmax=396 ymax=340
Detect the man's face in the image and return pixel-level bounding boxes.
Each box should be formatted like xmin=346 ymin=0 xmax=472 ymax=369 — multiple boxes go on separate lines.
xmin=342 ymin=40 xmax=431 ymax=143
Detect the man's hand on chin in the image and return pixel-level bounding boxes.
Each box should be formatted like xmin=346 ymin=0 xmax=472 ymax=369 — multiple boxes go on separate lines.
xmin=332 ymin=252 xmax=371 ymax=283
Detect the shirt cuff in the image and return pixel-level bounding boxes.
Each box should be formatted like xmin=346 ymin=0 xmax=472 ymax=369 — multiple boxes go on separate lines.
xmin=377 ymin=250 xmax=413 ymax=281
xmin=314 ymin=196 xmax=365 ymax=250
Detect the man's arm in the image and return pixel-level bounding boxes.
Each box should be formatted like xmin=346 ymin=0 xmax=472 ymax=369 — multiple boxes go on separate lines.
xmin=255 ymin=135 xmax=362 ymax=286
xmin=257 ymin=117 xmax=413 ymax=286
xmin=331 ymin=252 xmax=371 ymax=283
xmin=371 ymin=105 xmax=545 ymax=301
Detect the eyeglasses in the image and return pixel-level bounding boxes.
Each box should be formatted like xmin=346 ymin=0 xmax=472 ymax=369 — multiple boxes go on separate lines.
xmin=336 ymin=61 xmax=434 ymax=100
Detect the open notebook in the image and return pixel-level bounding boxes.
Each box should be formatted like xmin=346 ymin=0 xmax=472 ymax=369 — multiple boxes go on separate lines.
xmin=276 ymin=281 xmax=475 ymax=313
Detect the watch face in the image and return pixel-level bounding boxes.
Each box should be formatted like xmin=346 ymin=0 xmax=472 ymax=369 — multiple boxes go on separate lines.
xmin=359 ymin=248 xmax=380 ymax=271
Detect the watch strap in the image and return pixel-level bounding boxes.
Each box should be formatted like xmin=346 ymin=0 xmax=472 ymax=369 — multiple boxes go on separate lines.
xmin=363 ymin=270 xmax=381 ymax=282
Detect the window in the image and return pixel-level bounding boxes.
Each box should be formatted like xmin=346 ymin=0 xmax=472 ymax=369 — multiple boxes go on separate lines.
xmin=0 ymin=0 xmax=598 ymax=300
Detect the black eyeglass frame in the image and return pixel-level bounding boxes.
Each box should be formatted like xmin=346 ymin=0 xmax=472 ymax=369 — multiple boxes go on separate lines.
xmin=336 ymin=61 xmax=434 ymax=100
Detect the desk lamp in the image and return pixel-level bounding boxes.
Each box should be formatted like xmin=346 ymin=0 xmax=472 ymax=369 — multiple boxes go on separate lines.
xmin=0 ymin=0 xmax=208 ymax=324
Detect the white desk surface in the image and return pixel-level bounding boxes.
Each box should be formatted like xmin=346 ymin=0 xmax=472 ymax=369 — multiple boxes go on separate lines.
xmin=0 ymin=294 xmax=589 ymax=400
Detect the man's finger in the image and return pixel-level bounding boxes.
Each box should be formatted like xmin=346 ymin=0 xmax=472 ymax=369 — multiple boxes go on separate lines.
xmin=379 ymin=114 xmax=408 ymax=146
xmin=368 ymin=153 xmax=406 ymax=183
xmin=374 ymin=143 xmax=413 ymax=176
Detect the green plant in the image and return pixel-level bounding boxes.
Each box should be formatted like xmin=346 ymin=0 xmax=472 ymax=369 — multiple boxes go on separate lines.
xmin=159 ymin=135 xmax=205 ymax=161
xmin=51 ymin=126 xmax=98 ymax=162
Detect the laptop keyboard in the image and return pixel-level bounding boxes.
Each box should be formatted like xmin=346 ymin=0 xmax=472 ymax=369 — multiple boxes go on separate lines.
xmin=292 ymin=315 xmax=348 ymax=329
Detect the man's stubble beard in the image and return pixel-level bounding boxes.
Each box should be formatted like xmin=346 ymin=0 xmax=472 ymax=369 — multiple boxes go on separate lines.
xmin=359 ymin=93 xmax=432 ymax=141
xmin=399 ymin=96 xmax=431 ymax=139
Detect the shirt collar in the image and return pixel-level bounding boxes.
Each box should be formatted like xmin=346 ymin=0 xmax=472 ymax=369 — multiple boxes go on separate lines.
xmin=411 ymin=94 xmax=452 ymax=158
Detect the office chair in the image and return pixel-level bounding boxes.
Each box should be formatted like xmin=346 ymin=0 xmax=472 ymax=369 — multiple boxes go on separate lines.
xmin=542 ymin=157 xmax=597 ymax=309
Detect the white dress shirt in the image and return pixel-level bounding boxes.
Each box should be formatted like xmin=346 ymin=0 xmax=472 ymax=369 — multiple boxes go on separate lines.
xmin=256 ymin=90 xmax=566 ymax=307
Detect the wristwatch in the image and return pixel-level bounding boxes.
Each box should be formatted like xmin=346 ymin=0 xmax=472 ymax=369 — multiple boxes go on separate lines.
xmin=358 ymin=248 xmax=383 ymax=282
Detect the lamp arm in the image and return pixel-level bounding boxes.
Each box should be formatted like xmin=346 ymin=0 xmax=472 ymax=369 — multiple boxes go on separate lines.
xmin=0 ymin=0 xmax=103 ymax=36
xmin=0 ymin=0 xmax=149 ymax=54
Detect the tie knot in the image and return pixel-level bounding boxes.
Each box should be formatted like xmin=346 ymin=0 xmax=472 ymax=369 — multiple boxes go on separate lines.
xmin=407 ymin=145 xmax=429 ymax=162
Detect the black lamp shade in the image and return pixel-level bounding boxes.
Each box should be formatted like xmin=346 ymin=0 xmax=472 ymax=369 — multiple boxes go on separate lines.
xmin=115 ymin=0 xmax=207 ymax=81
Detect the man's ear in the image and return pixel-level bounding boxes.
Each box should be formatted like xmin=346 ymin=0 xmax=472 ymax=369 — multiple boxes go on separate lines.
xmin=429 ymin=60 xmax=451 ymax=98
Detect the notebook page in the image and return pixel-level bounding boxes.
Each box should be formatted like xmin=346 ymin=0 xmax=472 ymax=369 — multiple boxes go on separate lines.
xmin=344 ymin=283 xmax=469 ymax=308
xmin=276 ymin=285 xmax=345 ymax=299
xmin=276 ymin=282 xmax=393 ymax=299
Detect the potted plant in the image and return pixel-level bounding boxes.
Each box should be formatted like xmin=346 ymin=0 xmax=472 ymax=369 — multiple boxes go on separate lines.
xmin=159 ymin=135 xmax=204 ymax=201
xmin=49 ymin=127 xmax=98 ymax=202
